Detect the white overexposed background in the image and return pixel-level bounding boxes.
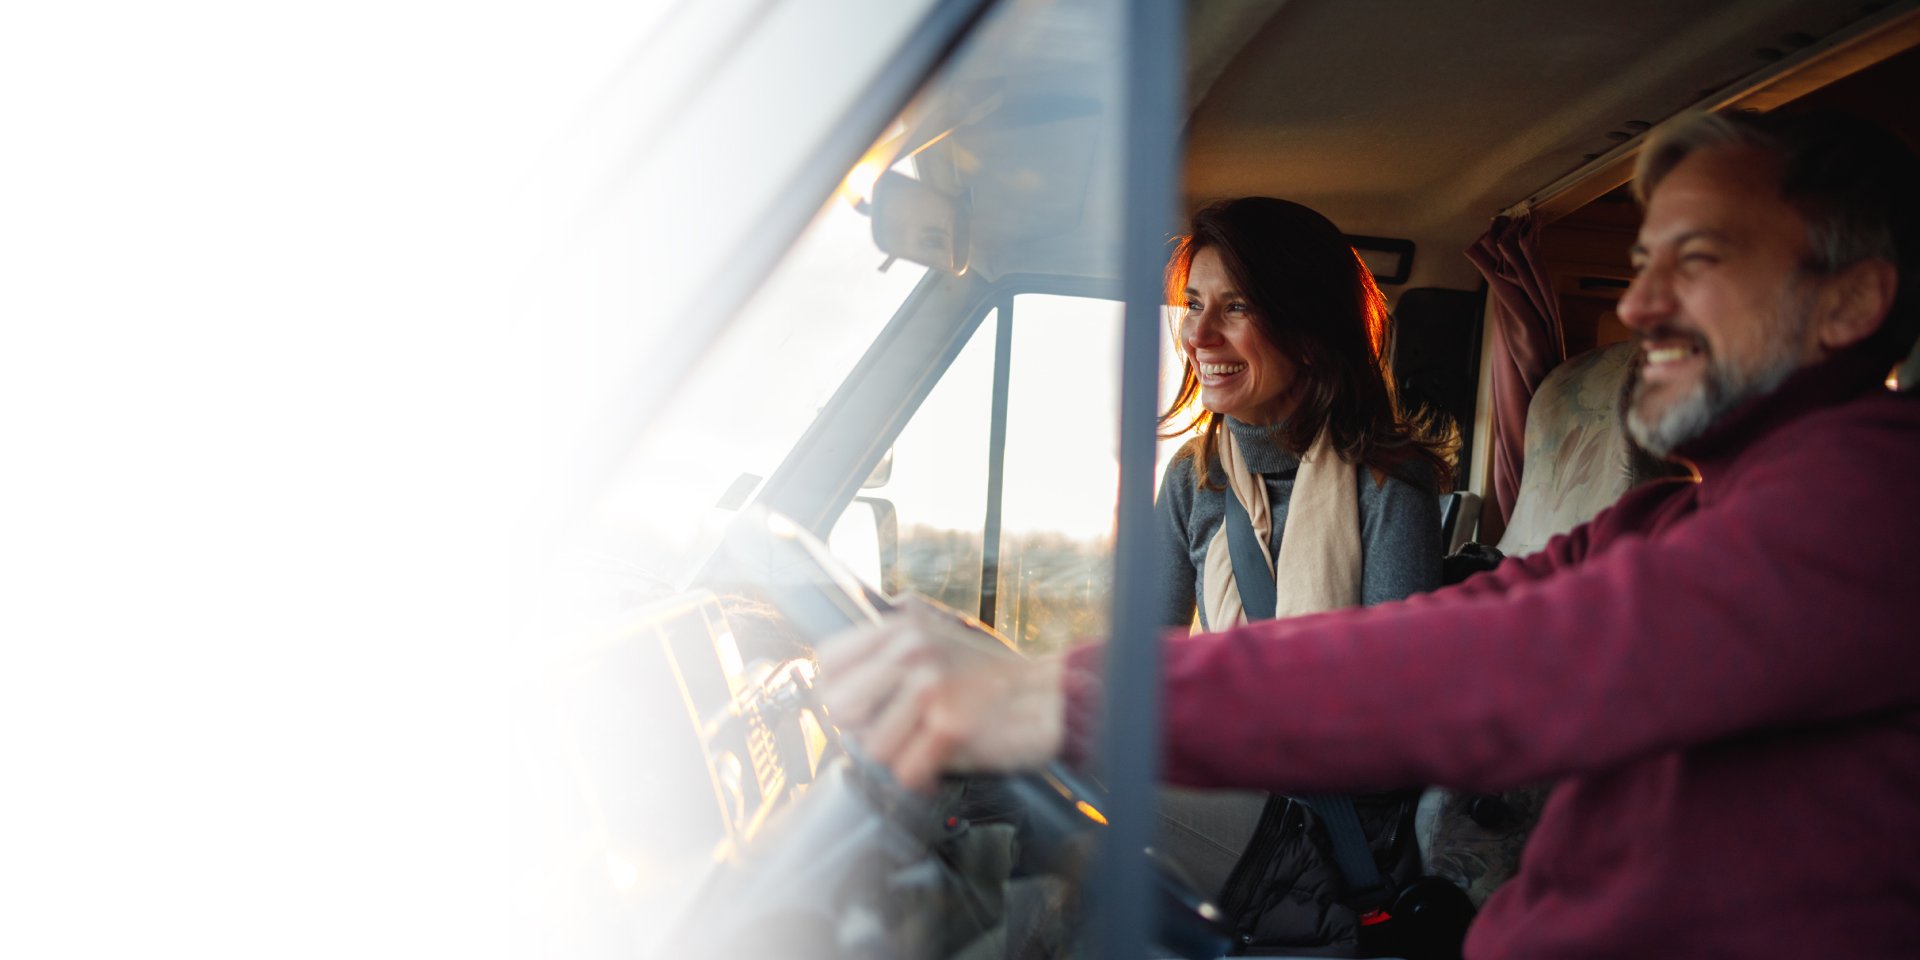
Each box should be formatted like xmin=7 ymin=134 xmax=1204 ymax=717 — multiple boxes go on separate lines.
xmin=0 ymin=2 xmax=698 ymax=956
xmin=0 ymin=1 xmax=1186 ymax=955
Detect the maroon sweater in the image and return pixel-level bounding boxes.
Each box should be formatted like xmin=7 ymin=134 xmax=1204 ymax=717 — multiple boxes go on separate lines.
xmin=1068 ymin=353 xmax=1920 ymax=958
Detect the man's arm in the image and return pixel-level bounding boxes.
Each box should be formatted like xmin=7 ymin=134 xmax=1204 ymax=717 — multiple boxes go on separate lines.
xmin=1144 ymin=412 xmax=1920 ymax=795
xmin=1424 ymin=507 xmax=1603 ymax=602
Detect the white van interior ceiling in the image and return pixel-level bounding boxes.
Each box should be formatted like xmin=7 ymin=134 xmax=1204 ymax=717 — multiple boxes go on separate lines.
xmin=1184 ymin=0 xmax=1917 ymax=291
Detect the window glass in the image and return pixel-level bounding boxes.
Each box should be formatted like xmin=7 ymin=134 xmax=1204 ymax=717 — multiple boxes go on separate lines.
xmin=590 ymin=186 xmax=930 ymax=596
xmin=590 ymin=0 xmax=1139 ymax=608
xmin=824 ymin=295 xmax=1121 ymax=650
xmin=539 ymin=0 xmax=1151 ymax=952
xmin=991 ymin=294 xmax=1122 ymax=649
xmin=830 ymin=296 xmax=1191 ymax=650
xmin=834 ymin=310 xmax=998 ymax=615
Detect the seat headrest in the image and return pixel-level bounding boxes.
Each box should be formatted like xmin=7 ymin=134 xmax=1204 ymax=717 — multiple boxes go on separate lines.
xmin=1495 ymin=342 xmax=1640 ymax=557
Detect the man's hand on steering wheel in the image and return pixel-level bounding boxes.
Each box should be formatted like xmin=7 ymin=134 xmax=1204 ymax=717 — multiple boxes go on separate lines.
xmin=817 ymin=598 xmax=1066 ymax=793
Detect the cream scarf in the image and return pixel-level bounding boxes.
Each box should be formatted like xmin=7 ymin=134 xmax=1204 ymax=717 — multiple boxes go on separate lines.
xmin=1200 ymin=424 xmax=1362 ymax=627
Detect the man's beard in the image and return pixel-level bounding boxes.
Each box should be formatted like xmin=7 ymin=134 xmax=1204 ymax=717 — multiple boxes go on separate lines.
xmin=1624 ymin=353 xmax=1798 ymax=456
xmin=1624 ymin=286 xmax=1813 ymax=457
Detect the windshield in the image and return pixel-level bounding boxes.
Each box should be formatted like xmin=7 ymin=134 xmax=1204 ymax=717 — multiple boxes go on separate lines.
xmin=528 ymin=0 xmax=1154 ymax=955
xmin=589 ymin=189 xmax=931 ymax=592
xmin=581 ymin=0 xmax=1139 ymax=610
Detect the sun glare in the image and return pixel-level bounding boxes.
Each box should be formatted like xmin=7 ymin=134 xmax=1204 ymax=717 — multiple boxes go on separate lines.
xmin=604 ymin=850 xmax=642 ymax=892
xmin=838 ymin=127 xmax=907 ymax=209
xmin=1075 ymin=801 xmax=1109 ymax=825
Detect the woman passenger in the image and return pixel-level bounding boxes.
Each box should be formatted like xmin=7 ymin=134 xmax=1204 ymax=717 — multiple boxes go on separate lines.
xmin=1153 ymin=196 xmax=1455 ymax=952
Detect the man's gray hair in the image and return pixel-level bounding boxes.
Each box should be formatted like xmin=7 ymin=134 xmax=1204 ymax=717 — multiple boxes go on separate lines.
xmin=1636 ymin=111 xmax=1889 ymax=276
xmin=1633 ymin=110 xmax=1920 ymax=367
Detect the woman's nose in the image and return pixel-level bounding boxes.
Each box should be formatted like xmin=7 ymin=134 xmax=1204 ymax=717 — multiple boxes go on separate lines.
xmin=1184 ymin=309 xmax=1222 ymax=347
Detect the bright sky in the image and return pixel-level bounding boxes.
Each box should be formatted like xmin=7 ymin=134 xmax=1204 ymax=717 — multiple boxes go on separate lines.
xmin=879 ymin=292 xmax=1189 ymax=542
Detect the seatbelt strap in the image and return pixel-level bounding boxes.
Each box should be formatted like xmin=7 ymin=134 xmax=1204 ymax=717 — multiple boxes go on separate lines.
xmin=1298 ymin=794 xmax=1388 ymax=903
xmin=1219 ymin=486 xmax=1276 ymax=620
xmin=1220 ymin=485 xmax=1391 ymax=906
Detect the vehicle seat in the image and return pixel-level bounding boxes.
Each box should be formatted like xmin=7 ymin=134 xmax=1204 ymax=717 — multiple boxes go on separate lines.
xmin=1420 ymin=340 xmax=1677 ymax=909
xmin=1494 ymin=341 xmax=1649 ymax=557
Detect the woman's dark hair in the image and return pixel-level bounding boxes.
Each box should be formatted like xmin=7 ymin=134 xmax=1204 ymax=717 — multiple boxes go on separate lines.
xmin=1160 ymin=196 xmax=1456 ymax=491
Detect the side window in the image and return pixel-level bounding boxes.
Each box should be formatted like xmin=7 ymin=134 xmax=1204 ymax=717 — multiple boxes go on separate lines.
xmin=830 ymin=295 xmax=1130 ymax=652
xmin=830 ymin=309 xmax=998 ymax=617
xmin=992 ymin=294 xmax=1125 ymax=650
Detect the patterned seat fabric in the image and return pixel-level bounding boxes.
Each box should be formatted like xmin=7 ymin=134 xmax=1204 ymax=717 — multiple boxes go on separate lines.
xmin=1422 ymin=340 xmax=1672 ymax=908
xmin=1496 ymin=341 xmax=1641 ymax=558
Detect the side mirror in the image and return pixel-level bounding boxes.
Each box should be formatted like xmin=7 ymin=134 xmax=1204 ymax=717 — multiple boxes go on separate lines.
xmin=826 ymin=496 xmax=900 ymax=597
xmin=862 ymin=447 xmax=894 ymax=489
xmin=855 ymin=497 xmax=899 ymax=597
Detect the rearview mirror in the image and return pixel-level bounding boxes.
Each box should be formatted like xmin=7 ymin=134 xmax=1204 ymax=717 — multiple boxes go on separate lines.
xmin=869 ymin=171 xmax=971 ymax=275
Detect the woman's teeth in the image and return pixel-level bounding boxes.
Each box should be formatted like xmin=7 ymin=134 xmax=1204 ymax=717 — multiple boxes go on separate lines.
xmin=1200 ymin=362 xmax=1246 ymax=376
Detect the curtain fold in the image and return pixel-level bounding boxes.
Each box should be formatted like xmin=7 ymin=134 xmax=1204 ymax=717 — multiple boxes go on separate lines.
xmin=1465 ymin=212 xmax=1565 ymax=546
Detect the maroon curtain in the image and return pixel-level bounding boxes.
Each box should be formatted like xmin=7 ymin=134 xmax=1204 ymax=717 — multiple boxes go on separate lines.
xmin=1466 ymin=213 xmax=1564 ymax=546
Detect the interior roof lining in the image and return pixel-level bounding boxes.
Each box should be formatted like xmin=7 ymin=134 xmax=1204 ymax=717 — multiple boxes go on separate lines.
xmin=1179 ymin=0 xmax=1920 ymax=293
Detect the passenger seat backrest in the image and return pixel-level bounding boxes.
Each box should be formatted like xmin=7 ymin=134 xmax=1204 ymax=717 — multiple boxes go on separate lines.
xmin=1422 ymin=341 xmax=1658 ymax=910
xmin=1494 ymin=341 xmax=1641 ymax=557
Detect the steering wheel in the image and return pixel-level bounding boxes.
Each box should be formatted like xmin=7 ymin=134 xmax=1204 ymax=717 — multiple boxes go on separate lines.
xmin=715 ymin=505 xmax=1233 ymax=959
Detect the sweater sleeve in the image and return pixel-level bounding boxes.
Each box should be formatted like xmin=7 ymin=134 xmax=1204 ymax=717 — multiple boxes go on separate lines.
xmin=1154 ymin=457 xmax=1199 ymax=629
xmin=1110 ymin=404 xmax=1920 ymax=795
xmin=1358 ymin=466 xmax=1444 ymax=606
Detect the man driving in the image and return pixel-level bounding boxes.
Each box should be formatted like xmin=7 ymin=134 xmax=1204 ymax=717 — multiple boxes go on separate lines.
xmin=819 ymin=109 xmax=1920 ymax=959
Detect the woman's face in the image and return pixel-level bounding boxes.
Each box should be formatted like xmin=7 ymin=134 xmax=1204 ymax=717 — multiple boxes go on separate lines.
xmin=1180 ymin=245 xmax=1300 ymax=425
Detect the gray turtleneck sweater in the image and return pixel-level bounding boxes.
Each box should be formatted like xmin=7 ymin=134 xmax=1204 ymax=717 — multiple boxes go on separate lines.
xmin=1155 ymin=416 xmax=1442 ymax=629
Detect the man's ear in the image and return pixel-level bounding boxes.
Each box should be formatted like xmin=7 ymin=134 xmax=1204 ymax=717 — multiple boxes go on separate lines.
xmin=1815 ymin=257 xmax=1898 ymax=352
